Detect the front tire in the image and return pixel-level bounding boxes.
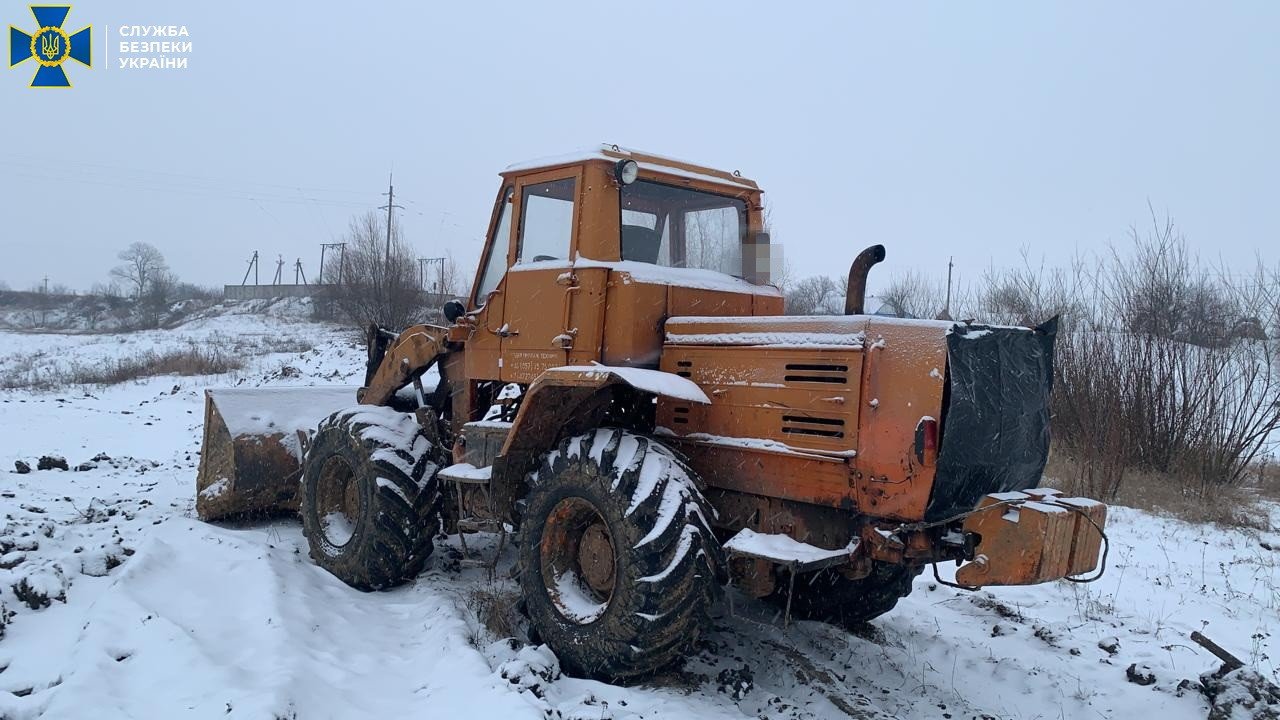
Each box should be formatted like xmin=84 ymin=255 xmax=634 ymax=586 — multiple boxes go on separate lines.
xmin=518 ymin=429 xmax=722 ymax=682
xmin=301 ymin=406 xmax=442 ymax=590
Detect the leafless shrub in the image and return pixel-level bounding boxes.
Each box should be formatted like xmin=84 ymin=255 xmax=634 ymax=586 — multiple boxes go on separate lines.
xmin=876 ymin=270 xmax=951 ymax=319
xmin=988 ymin=215 xmax=1280 ymax=505
xmin=1253 ymin=459 xmax=1280 ymax=504
xmin=975 ymin=250 xmax=1087 ymax=329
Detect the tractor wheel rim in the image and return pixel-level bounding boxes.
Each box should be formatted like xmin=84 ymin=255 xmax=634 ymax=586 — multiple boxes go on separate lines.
xmin=316 ymin=455 xmax=360 ymax=547
xmin=578 ymin=522 xmax=615 ymax=594
xmin=540 ymin=497 xmax=615 ymax=624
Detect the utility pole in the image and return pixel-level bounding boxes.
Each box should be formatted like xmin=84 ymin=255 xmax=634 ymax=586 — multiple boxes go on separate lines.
xmin=379 ymin=173 xmax=403 ymax=280
xmin=319 ymin=242 xmax=346 ymax=285
xmin=316 ymin=242 xmax=345 ymax=284
xmin=241 ymin=251 xmax=259 ymax=286
xmin=294 ymin=258 xmax=308 ymax=285
xmin=937 ymin=256 xmax=955 ymax=321
xmin=40 ymin=275 xmax=49 ymax=327
xmin=272 ymin=254 xmax=285 ymax=285
xmin=419 ymin=257 xmax=446 ymax=292
xmin=945 ymin=256 xmax=953 ymax=314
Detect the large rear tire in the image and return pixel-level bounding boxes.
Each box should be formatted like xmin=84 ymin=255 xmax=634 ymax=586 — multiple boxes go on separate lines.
xmin=301 ymin=406 xmax=442 ymax=590
xmin=518 ymin=429 xmax=722 ymax=682
xmin=783 ymin=562 xmax=922 ymax=626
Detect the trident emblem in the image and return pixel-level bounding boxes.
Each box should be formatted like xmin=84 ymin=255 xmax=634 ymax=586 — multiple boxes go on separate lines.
xmin=40 ymin=33 xmax=60 ymax=60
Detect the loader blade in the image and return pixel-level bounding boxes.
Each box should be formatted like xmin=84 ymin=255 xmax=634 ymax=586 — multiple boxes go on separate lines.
xmin=196 ymin=386 xmax=360 ymax=521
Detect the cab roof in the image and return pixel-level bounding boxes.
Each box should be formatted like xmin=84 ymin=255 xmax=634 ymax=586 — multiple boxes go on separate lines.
xmin=502 ymin=144 xmax=760 ymax=191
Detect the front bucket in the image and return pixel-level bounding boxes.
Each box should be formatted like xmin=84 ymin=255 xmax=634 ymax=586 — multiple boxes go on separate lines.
xmin=196 ymin=386 xmax=360 ymax=521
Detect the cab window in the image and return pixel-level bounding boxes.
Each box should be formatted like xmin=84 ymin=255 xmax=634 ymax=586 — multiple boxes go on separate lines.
xmin=619 ymin=180 xmax=746 ymax=277
xmin=517 ymin=178 xmax=576 ymax=263
xmin=474 ymin=187 xmax=513 ymax=304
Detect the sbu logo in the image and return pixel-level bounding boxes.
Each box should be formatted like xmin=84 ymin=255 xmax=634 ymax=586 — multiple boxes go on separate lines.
xmin=8 ymin=6 xmax=91 ymax=88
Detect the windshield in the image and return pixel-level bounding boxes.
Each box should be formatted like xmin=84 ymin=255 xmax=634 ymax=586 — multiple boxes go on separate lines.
xmin=619 ymin=180 xmax=747 ymax=277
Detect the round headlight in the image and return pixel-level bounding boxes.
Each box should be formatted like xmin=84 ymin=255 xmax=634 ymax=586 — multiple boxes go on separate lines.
xmin=615 ymin=159 xmax=639 ymax=185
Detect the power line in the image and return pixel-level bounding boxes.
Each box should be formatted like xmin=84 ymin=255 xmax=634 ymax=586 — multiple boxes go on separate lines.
xmin=0 ymin=153 xmax=372 ymax=198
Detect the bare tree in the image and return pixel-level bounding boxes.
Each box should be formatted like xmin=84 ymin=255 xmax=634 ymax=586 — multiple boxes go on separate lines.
xmin=785 ymin=275 xmax=840 ymax=315
xmin=129 ymin=270 xmax=177 ymax=328
xmin=321 ymin=211 xmax=423 ymax=329
xmin=110 ymin=242 xmax=169 ymax=299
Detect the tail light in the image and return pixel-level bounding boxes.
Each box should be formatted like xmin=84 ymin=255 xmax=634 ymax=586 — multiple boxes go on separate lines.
xmin=915 ymin=416 xmax=939 ymax=466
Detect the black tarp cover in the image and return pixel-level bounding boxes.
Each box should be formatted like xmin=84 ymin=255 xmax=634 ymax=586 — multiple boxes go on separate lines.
xmin=925 ymin=317 xmax=1058 ymax=521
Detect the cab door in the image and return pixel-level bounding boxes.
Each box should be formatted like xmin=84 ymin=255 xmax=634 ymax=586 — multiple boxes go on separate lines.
xmin=500 ymin=168 xmax=581 ymax=383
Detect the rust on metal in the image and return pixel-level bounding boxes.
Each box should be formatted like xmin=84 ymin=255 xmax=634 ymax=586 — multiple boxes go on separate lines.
xmin=195 ymin=391 xmax=301 ymax=521
xmin=357 ymin=324 xmax=450 ymax=406
xmin=844 ymin=244 xmax=886 ymax=315
xmin=955 ymin=492 xmax=1106 ymax=586
xmin=579 ymin=522 xmax=615 ymax=595
xmin=540 ymin=497 xmax=615 ymax=620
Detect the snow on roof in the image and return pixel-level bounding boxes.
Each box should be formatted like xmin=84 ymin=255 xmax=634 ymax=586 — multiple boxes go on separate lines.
xmin=502 ymin=144 xmax=759 ymax=190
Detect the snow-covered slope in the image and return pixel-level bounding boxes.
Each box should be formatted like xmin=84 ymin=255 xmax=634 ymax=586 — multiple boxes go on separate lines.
xmin=0 ymin=312 xmax=1276 ymax=719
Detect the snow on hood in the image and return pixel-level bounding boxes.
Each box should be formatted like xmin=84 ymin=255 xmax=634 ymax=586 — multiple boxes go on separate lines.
xmin=666 ymin=315 xmax=867 ymax=348
xmin=509 ymin=257 xmax=780 ymax=297
xmin=545 ymin=364 xmax=711 ymax=404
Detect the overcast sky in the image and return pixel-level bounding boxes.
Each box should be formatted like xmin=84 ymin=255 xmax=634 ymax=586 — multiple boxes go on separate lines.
xmin=3 ymin=1 xmax=1278 ymax=295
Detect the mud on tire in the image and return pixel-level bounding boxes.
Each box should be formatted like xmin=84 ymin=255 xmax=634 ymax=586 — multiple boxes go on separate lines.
xmin=783 ymin=561 xmax=922 ymax=626
xmin=518 ymin=428 xmax=722 ymax=682
xmin=301 ymin=406 xmax=443 ymax=590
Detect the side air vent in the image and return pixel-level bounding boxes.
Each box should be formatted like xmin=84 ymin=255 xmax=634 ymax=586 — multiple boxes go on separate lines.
xmin=783 ymin=363 xmax=848 ymax=385
xmin=675 ymin=360 xmax=693 ymax=378
xmin=672 ymin=406 xmax=690 ymax=424
xmin=781 ymin=414 xmax=845 ymax=439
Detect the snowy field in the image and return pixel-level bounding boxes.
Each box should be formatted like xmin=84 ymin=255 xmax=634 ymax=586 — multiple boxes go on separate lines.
xmin=0 ymin=307 xmax=1277 ymax=719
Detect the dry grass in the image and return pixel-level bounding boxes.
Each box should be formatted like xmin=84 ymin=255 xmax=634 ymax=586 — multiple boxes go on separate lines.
xmin=0 ymin=332 xmax=315 ymax=391
xmin=76 ymin=348 xmax=244 ymax=385
xmin=464 ymin=582 xmax=522 ymax=640
xmin=0 ymin=347 xmax=244 ymax=390
xmin=1046 ymin=449 xmax=1275 ymax=531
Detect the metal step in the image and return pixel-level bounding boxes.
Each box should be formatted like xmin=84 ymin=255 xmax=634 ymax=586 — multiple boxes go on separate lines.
xmin=438 ymin=462 xmax=492 ymax=485
xmin=723 ymin=528 xmax=858 ymax=573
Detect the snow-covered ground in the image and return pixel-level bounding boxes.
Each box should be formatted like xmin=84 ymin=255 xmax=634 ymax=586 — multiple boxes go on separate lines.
xmin=0 ymin=307 xmax=1277 ymax=719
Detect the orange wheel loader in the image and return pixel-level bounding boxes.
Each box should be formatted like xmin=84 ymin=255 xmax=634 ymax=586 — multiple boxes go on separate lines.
xmin=196 ymin=146 xmax=1107 ymax=682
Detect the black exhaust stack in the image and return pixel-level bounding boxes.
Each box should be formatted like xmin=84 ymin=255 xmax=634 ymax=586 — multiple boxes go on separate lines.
xmin=844 ymin=244 xmax=886 ymax=316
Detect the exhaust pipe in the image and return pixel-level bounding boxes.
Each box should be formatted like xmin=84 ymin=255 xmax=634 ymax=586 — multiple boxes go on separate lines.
xmin=844 ymin=244 xmax=886 ymax=315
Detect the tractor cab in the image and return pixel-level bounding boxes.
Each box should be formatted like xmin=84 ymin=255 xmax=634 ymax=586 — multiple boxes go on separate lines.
xmin=457 ymin=146 xmax=783 ymax=385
